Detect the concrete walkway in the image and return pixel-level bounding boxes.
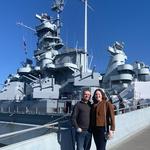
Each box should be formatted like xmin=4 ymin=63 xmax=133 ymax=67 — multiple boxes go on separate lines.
xmin=110 ymin=126 xmax=150 ymax=150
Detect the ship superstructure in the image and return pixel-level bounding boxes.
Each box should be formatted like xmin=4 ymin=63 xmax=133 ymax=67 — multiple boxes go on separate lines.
xmin=102 ymin=41 xmax=150 ymax=106
xmin=0 ymin=0 xmax=150 ymax=115
xmin=0 ymin=0 xmax=100 ymax=114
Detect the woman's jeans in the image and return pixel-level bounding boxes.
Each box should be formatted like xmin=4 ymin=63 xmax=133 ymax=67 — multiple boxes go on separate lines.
xmin=93 ymin=127 xmax=107 ymax=150
xmin=76 ymin=130 xmax=92 ymax=150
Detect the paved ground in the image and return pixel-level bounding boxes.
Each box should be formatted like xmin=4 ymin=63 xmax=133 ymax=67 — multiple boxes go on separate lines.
xmin=110 ymin=126 xmax=150 ymax=150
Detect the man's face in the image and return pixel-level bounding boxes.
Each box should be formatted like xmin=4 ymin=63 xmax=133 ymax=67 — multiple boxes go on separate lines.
xmin=83 ymin=90 xmax=91 ymax=102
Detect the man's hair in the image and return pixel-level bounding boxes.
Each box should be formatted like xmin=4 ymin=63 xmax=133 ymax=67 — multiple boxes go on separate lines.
xmin=82 ymin=88 xmax=91 ymax=94
xmin=81 ymin=88 xmax=91 ymax=98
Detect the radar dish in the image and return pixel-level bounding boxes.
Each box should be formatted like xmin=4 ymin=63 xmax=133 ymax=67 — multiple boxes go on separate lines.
xmin=52 ymin=0 xmax=64 ymax=13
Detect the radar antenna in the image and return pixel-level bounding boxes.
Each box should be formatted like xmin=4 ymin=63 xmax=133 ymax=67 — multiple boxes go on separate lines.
xmin=52 ymin=0 xmax=64 ymax=13
xmin=51 ymin=0 xmax=64 ymax=37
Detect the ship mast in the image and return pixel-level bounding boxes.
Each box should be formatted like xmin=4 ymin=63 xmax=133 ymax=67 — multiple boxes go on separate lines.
xmin=84 ymin=0 xmax=88 ymax=72
xmin=83 ymin=0 xmax=94 ymax=72
xmin=52 ymin=0 xmax=64 ymax=37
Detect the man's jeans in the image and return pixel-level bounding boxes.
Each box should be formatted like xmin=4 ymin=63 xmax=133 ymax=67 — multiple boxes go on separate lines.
xmin=76 ymin=131 xmax=92 ymax=150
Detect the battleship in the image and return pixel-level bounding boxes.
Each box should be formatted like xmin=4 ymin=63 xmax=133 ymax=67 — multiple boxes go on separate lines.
xmin=0 ymin=0 xmax=149 ymax=149
xmin=0 ymin=0 xmax=150 ymax=120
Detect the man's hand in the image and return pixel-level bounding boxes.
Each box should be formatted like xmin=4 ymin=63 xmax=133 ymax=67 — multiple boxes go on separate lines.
xmin=77 ymin=128 xmax=82 ymax=133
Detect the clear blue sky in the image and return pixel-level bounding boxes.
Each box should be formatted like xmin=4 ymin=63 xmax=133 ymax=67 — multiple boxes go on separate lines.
xmin=0 ymin=0 xmax=150 ymax=83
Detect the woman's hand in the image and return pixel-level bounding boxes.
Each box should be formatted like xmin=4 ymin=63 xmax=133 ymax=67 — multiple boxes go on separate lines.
xmin=108 ymin=130 xmax=114 ymax=139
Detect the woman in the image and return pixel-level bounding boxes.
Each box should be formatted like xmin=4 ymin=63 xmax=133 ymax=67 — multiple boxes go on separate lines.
xmin=91 ymin=89 xmax=115 ymax=150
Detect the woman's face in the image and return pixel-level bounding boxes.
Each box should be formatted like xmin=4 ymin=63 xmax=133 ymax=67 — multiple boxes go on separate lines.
xmin=95 ymin=90 xmax=102 ymax=102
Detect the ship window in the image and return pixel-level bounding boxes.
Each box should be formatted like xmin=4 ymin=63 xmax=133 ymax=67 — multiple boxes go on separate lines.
xmin=44 ymin=38 xmax=53 ymax=42
xmin=111 ymin=60 xmax=117 ymax=64
xmin=118 ymin=70 xmax=133 ymax=74
xmin=55 ymin=54 xmax=76 ymax=64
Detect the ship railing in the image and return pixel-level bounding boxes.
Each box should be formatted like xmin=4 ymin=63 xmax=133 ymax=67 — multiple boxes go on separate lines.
xmin=0 ymin=99 xmax=149 ymax=116
xmin=114 ymin=102 xmax=150 ymax=115
xmin=0 ymin=114 xmax=70 ymax=145
xmin=0 ymin=99 xmax=80 ymax=115
xmin=58 ymin=99 xmax=150 ymax=115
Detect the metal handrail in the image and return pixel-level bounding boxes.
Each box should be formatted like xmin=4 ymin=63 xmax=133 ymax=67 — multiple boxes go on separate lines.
xmin=0 ymin=122 xmax=58 ymax=140
xmin=0 ymin=114 xmax=70 ymax=140
xmin=0 ymin=100 xmax=149 ymax=115
xmin=114 ymin=102 xmax=150 ymax=115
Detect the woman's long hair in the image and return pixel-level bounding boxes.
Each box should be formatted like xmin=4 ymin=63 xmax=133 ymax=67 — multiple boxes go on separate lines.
xmin=92 ymin=88 xmax=107 ymax=103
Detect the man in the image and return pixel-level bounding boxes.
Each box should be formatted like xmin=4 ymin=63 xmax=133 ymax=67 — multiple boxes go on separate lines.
xmin=71 ymin=89 xmax=92 ymax=150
